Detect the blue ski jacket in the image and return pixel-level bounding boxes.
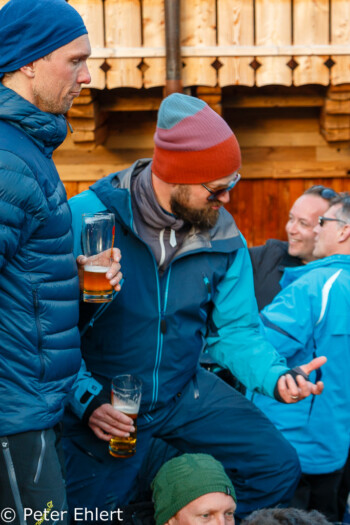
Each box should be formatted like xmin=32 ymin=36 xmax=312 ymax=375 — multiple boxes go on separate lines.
xmin=68 ymin=160 xmax=289 ymax=422
xmin=250 ymin=255 xmax=350 ymax=474
xmin=0 ymin=84 xmax=81 ymax=436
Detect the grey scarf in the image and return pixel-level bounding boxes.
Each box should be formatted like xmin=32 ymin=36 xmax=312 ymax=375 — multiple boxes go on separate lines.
xmin=131 ymin=164 xmax=190 ymax=273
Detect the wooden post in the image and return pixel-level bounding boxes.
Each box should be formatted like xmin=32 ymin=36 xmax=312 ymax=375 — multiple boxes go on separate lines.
xmin=293 ymin=0 xmax=329 ymax=86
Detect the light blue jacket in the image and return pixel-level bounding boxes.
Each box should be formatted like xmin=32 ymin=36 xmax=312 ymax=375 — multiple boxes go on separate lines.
xmin=249 ymin=255 xmax=350 ymax=474
xmin=67 ymin=160 xmax=289 ymax=421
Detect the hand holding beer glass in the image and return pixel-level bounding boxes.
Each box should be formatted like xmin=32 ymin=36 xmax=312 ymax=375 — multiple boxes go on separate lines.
xmin=82 ymin=213 xmax=115 ymax=303
xmin=109 ymin=374 xmax=142 ymax=458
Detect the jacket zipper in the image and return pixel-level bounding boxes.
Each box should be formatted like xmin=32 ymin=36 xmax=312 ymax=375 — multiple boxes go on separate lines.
xmin=33 ymin=288 xmax=45 ymax=381
xmin=1 ymin=438 xmax=27 ymax=525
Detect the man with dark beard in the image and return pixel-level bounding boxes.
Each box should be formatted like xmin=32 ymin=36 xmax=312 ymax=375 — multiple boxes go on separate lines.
xmin=63 ymin=93 xmax=325 ymax=523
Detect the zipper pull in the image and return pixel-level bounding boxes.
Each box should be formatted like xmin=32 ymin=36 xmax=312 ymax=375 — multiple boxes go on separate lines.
xmin=169 ymin=229 xmax=177 ymax=248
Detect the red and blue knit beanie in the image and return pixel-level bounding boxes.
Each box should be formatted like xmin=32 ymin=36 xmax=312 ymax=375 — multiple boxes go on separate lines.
xmin=152 ymin=93 xmax=241 ymax=184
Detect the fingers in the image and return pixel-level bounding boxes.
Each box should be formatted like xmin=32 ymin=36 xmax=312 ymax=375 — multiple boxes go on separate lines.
xmin=277 ymin=374 xmax=300 ymax=403
xmin=76 ymin=255 xmax=88 ymax=267
xmin=106 ymin=262 xmax=123 ymax=291
xmin=106 ymin=249 xmax=122 ymax=291
xmin=88 ymin=404 xmax=135 ymax=442
xmin=110 ymin=247 xmax=121 ymax=263
xmin=277 ymin=373 xmax=325 ymax=404
xmin=300 ymin=356 xmax=327 ymax=376
xmin=78 ymin=248 xmax=123 ymax=292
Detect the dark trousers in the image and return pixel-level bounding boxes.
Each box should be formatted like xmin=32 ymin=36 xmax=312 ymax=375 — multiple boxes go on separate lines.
xmin=290 ymin=468 xmax=344 ymax=523
xmin=0 ymin=427 xmax=68 ymax=525
xmin=63 ymin=368 xmax=301 ymax=523
xmin=338 ymin=449 xmax=350 ymax=522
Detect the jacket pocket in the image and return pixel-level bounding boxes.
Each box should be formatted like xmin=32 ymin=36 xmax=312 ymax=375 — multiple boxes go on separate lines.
xmin=33 ymin=288 xmax=45 ymax=381
xmin=330 ymin=316 xmax=350 ymax=335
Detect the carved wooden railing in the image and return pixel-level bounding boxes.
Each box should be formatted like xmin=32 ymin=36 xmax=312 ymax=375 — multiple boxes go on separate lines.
xmin=62 ymin=0 xmax=350 ymax=89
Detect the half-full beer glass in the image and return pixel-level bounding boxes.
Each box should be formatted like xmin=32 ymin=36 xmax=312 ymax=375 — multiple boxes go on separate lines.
xmin=82 ymin=213 xmax=115 ymax=303
xmin=109 ymin=374 xmax=142 ymax=458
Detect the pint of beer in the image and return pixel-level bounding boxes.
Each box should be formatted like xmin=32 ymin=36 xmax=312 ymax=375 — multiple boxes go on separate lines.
xmin=82 ymin=213 xmax=115 ymax=303
xmin=109 ymin=375 xmax=142 ymax=458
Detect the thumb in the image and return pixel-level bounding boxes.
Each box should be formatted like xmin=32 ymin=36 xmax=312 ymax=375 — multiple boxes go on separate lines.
xmin=76 ymin=254 xmax=87 ymax=265
xmin=300 ymin=356 xmax=327 ymax=376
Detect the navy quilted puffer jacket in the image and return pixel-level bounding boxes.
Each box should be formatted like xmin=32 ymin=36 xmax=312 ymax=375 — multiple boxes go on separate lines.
xmin=0 ymin=83 xmax=81 ymax=436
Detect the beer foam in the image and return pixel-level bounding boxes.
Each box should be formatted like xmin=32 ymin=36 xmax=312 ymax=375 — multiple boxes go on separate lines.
xmin=84 ymin=265 xmax=108 ymax=273
xmin=112 ymin=403 xmax=139 ymax=414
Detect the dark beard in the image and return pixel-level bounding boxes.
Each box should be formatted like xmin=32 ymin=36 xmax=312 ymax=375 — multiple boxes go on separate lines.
xmin=170 ymin=187 xmax=220 ymax=229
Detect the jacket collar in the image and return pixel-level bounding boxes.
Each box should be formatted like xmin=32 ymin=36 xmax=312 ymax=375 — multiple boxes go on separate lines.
xmin=91 ymin=159 xmax=244 ymax=255
xmin=281 ymin=254 xmax=350 ymax=288
xmin=0 ymin=83 xmax=68 ymax=157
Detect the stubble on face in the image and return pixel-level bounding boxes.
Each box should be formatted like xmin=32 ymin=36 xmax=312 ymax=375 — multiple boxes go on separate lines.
xmin=170 ymin=185 xmax=221 ymax=229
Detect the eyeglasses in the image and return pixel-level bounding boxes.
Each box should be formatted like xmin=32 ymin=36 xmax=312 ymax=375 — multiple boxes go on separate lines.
xmin=202 ymin=173 xmax=241 ymax=202
xmin=318 ymin=216 xmax=347 ymax=227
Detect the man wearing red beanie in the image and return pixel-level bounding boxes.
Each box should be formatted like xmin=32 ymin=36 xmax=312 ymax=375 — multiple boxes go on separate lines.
xmin=64 ymin=93 xmax=325 ymax=523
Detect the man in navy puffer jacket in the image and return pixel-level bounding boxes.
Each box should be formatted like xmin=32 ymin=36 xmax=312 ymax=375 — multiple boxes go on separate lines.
xmin=0 ymin=1 xmax=93 ymax=523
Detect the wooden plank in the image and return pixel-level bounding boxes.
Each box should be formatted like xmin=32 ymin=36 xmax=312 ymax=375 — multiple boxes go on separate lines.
xmin=240 ymin=161 xmax=350 ymax=178
xmin=331 ymin=0 xmax=350 ymax=85
xmin=67 ymin=102 xmax=99 ymax=119
xmin=102 ymin=96 xmax=162 ymax=112
xmin=320 ymin=110 xmax=350 ymax=130
xmin=69 ymin=0 xmax=104 ymax=46
xmin=217 ymin=0 xmax=254 ymax=87
xmin=88 ymin=43 xmax=350 ymax=58
xmin=324 ymin=98 xmax=350 ymax=114
xmin=68 ymin=0 xmax=106 ymax=89
xmin=68 ymin=112 xmax=108 ymax=131
xmin=181 ymin=0 xmax=217 ymax=87
xmin=105 ymin=0 xmax=142 ymax=88
xmin=320 ymin=127 xmax=350 ymax=141
xmin=142 ymin=0 xmax=165 ymax=88
xmin=255 ymin=0 xmax=292 ymax=87
xmin=224 ymin=95 xmax=324 ymax=108
xmin=293 ymin=0 xmax=329 ymax=86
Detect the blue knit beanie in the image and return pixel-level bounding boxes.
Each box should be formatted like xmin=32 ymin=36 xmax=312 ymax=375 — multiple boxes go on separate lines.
xmin=0 ymin=0 xmax=87 ymax=79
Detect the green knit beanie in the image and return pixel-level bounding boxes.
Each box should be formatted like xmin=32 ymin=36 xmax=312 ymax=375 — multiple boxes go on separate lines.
xmin=151 ymin=454 xmax=236 ymax=525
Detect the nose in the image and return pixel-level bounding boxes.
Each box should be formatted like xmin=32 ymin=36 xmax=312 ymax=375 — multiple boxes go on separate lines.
xmin=215 ymin=515 xmax=227 ymax=525
xmin=286 ymin=219 xmax=297 ymax=235
xmin=78 ymin=61 xmax=91 ymax=85
xmin=217 ymin=191 xmax=231 ymax=204
xmin=313 ymin=224 xmax=321 ymax=234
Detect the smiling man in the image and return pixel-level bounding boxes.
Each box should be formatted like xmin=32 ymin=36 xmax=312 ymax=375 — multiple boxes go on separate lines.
xmin=249 ymin=186 xmax=337 ymax=311
xmin=249 ymin=194 xmax=350 ymax=521
xmin=64 ymin=93 xmax=325 ymax=522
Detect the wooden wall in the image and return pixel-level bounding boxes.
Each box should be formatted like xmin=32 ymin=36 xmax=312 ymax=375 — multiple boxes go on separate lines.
xmin=64 ymin=0 xmax=350 ymax=89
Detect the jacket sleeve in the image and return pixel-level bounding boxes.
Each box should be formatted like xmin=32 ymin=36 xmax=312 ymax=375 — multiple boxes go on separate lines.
xmin=259 ymin=272 xmax=321 ymax=359
xmin=67 ymin=359 xmax=105 ymax=420
xmin=0 ymin=151 xmax=49 ymax=272
xmin=69 ymin=190 xmax=107 ymax=258
xmin=67 ymin=191 xmax=109 ymax=420
xmin=206 ymin=238 xmax=289 ymax=397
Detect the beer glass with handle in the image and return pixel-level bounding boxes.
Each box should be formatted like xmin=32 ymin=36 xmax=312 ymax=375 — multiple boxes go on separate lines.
xmin=82 ymin=212 xmax=115 ymax=303
xmin=109 ymin=374 xmax=142 ymax=458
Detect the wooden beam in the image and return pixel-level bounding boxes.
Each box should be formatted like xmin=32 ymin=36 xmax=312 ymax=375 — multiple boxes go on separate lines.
xmin=102 ymin=96 xmax=162 ymax=111
xmin=89 ymin=44 xmax=350 ymax=59
xmin=223 ymin=95 xmax=324 ymax=108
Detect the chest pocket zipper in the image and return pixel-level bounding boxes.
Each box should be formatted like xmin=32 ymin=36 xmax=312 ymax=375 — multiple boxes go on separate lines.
xmin=33 ymin=288 xmax=45 ymax=380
